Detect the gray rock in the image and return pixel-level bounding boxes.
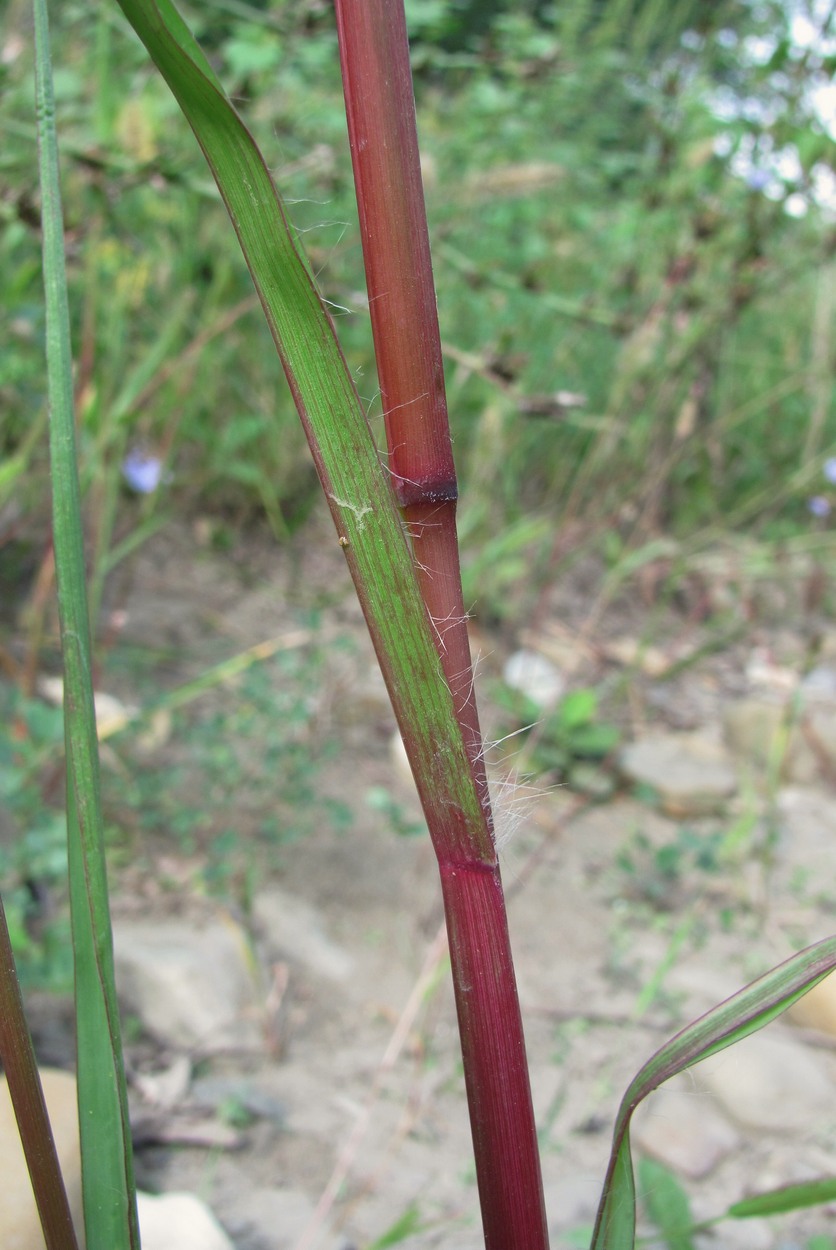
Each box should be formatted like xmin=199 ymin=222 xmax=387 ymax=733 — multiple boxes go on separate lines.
xmin=693 ymin=1031 xmax=835 ymax=1132
xmin=191 ymin=1074 xmax=286 ymax=1124
xmin=800 ymin=665 xmax=836 ymax=701
xmin=114 ymin=916 xmax=264 ymax=1052
xmin=618 ymin=733 xmax=737 ymax=817
xmin=788 ymin=971 xmax=836 ymax=1037
xmin=805 ymin=704 xmax=836 ymax=778
xmin=137 ymin=1191 xmax=234 ymax=1250
xmin=132 ymin=1055 xmax=192 ymax=1109
xmin=253 ymin=887 xmax=355 ymax=982
xmin=632 ymin=1078 xmax=739 ymax=1179
xmin=0 ymin=1069 xmax=84 ymax=1250
xmin=503 ymin=649 xmax=565 ymax=709
xmin=723 ymin=698 xmax=818 ymax=784
xmin=223 ymin=1186 xmax=320 ymax=1250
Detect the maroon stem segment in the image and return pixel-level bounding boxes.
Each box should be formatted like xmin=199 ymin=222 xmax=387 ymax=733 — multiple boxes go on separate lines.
xmin=333 ymin=3 xmax=550 ymax=1246
xmin=0 ymin=900 xmax=81 ymax=1250
xmin=333 ymin=0 xmax=453 ymax=497
xmin=440 ymin=863 xmax=550 ymax=1250
xmin=333 ymin=0 xmax=488 ymax=812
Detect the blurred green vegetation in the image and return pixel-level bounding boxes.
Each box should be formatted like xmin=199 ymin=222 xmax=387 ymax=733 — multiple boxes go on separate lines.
xmin=1 ymin=0 xmax=834 ymax=627
xmin=0 ymin=684 xmax=72 ymax=989
xmin=0 ymin=638 xmax=350 ymax=984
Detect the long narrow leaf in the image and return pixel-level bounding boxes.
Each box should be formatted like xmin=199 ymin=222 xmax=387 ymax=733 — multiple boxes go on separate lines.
xmin=112 ymin=0 xmax=491 ymax=870
xmin=727 ymin=1176 xmax=836 ymax=1220
xmin=34 ymin=0 xmax=139 ymax=1245
xmin=591 ymin=937 xmax=836 ymax=1249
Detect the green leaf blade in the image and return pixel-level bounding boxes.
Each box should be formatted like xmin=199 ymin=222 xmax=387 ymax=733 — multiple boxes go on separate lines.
xmin=34 ymin=0 xmax=139 ymax=1243
xmin=591 ymin=938 xmax=836 ymax=1250
xmin=728 ymin=1176 xmax=836 ymax=1220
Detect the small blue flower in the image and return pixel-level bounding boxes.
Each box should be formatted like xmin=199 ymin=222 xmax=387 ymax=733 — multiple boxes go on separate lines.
xmin=824 ymin=458 xmax=836 ymax=485
xmin=122 ymin=450 xmax=162 ymax=494
xmin=746 ymin=168 xmax=770 ymax=192
xmin=808 ymin=495 xmax=831 ymax=518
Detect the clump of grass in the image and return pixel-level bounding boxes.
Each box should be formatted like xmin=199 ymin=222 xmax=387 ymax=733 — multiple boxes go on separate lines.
xmin=4 ymin=3 xmax=834 ymax=634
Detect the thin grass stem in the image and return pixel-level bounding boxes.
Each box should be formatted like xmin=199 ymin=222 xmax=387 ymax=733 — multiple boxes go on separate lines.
xmin=34 ymin=0 xmax=139 ymax=1243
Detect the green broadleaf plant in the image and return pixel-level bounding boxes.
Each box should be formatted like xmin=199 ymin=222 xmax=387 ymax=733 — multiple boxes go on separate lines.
xmin=636 ymin=1157 xmax=696 ymax=1250
xmin=727 ymin=1176 xmax=836 ymax=1220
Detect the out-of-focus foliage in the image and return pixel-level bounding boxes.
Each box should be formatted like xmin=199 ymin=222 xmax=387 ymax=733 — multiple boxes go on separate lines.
xmin=1 ymin=0 xmax=833 ymax=621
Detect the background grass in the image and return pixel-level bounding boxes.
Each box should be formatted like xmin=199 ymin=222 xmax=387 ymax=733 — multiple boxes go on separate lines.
xmin=3 ymin=1 xmax=833 ymax=620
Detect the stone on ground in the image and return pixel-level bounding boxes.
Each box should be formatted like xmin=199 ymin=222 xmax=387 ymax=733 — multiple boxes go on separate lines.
xmin=503 ymin=649 xmax=565 ymax=709
xmin=788 ymin=971 xmax=836 ymax=1037
xmin=693 ymin=1031 xmax=836 ymax=1132
xmin=0 ymin=1070 xmax=249 ymax=1250
xmin=114 ymin=914 xmax=264 ymax=1052
xmin=137 ymin=1191 xmax=234 ymax=1250
xmin=632 ymin=1079 xmax=739 ymax=1179
xmin=632 ymin=1075 xmax=734 ymax=1180
xmin=253 ymin=886 xmax=354 ymax=982
xmin=618 ymin=733 xmax=737 ymax=817
xmin=0 ymin=1068 xmax=83 ymax=1250
xmin=723 ymin=698 xmax=818 ymax=784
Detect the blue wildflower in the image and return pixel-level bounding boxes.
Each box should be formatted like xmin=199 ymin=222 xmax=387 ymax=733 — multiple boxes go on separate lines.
xmin=746 ymin=168 xmax=770 ymax=192
xmin=122 ymin=450 xmax=162 ymax=494
xmin=808 ymin=495 xmax=831 ymax=518
xmin=824 ymin=458 xmax=836 ymax=486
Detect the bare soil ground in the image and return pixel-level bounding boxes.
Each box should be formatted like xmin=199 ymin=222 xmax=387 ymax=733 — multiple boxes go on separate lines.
xmin=21 ymin=516 xmax=836 ymax=1250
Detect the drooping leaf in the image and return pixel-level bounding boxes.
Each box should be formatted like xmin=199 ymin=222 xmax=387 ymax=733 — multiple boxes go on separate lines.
xmin=590 ymin=936 xmax=836 ymax=1250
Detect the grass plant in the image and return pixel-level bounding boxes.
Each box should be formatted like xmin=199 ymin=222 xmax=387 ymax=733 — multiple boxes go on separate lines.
xmin=17 ymin=0 xmax=140 ymax=1245
xmin=4 ymin=3 xmax=836 ymax=1249
xmin=332 ymin=2 xmax=546 ymax=1239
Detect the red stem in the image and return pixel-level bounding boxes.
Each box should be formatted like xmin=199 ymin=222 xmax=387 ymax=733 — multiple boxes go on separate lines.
xmin=333 ymin=1 xmax=453 ymax=500
xmin=333 ymin=0 xmax=488 ymax=815
xmin=441 ymin=864 xmax=550 ymax=1249
xmin=0 ymin=900 xmax=81 ymax=1250
xmin=333 ymin=4 xmax=550 ymax=1246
